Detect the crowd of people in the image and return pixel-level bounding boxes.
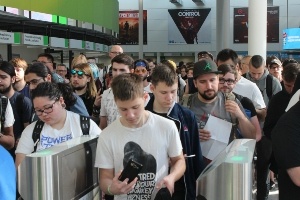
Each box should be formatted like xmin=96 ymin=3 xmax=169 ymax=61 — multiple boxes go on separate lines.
xmin=1 ymin=45 xmax=300 ymax=199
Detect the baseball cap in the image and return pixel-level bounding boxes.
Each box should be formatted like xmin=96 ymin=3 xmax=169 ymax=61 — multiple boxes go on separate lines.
xmin=193 ymin=59 xmax=221 ymax=79
xmin=269 ymin=59 xmax=282 ymax=66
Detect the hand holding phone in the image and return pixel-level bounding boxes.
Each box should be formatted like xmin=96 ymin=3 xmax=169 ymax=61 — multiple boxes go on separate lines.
xmin=118 ymin=159 xmax=143 ymax=183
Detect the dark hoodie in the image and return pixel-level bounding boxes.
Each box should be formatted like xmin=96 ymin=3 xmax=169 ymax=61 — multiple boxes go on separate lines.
xmin=145 ymin=97 xmax=205 ymax=200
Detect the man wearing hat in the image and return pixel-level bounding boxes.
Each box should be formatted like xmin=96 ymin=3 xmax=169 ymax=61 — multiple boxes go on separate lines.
xmin=188 ymin=59 xmax=255 ymax=164
xmin=268 ymin=58 xmax=283 ymax=82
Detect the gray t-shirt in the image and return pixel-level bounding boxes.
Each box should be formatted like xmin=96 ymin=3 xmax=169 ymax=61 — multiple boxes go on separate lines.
xmin=189 ymin=92 xmax=245 ymax=141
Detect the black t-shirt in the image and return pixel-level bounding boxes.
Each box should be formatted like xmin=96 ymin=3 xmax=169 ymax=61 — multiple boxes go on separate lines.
xmin=272 ymin=101 xmax=300 ymax=199
xmin=79 ymin=93 xmax=95 ymax=116
xmin=263 ymin=89 xmax=291 ymax=139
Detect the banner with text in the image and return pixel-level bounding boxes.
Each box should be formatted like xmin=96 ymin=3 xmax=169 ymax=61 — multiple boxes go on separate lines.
xmin=168 ymin=9 xmax=211 ymax=44
xmin=118 ymin=10 xmax=147 ymax=45
xmin=234 ymin=6 xmax=279 ymax=43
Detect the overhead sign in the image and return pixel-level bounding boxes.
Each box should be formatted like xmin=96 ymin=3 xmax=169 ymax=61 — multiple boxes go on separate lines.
xmin=50 ymin=37 xmax=68 ymax=48
xmin=283 ymin=28 xmax=300 ymax=50
xmin=95 ymin=43 xmax=104 ymax=51
xmin=103 ymin=45 xmax=109 ymax=52
xmin=23 ymin=33 xmax=48 ymax=46
xmin=85 ymin=41 xmax=94 ymax=50
xmin=0 ymin=31 xmax=20 ymax=44
xmin=69 ymin=39 xmax=84 ymax=49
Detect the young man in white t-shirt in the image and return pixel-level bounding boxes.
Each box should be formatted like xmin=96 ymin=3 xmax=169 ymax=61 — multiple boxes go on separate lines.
xmin=99 ymin=54 xmax=134 ymax=130
xmin=95 ymin=73 xmax=185 ymax=200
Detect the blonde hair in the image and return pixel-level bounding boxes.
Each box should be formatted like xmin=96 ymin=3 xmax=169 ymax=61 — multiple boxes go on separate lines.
xmin=73 ymin=63 xmax=97 ymax=99
xmin=10 ymin=57 xmax=28 ymax=70
xmin=71 ymin=54 xmax=88 ymax=68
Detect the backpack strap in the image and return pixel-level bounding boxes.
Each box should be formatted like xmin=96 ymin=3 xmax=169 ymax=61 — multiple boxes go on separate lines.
xmin=31 ymin=115 xmax=90 ymax=153
xmin=1 ymin=96 xmax=8 ymax=132
xmin=16 ymin=93 xmax=24 ymax=125
xmin=80 ymin=115 xmax=90 ymax=135
xmin=266 ymin=74 xmax=273 ymax=100
xmin=32 ymin=120 xmax=45 ymax=153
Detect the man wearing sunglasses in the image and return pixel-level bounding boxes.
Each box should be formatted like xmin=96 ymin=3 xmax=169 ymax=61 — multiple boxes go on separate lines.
xmin=133 ymin=59 xmax=152 ymax=95
xmin=99 ymin=54 xmax=134 ymax=130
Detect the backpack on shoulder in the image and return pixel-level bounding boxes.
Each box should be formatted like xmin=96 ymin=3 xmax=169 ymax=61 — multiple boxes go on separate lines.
xmin=32 ymin=115 xmax=90 ymax=153
xmin=243 ymin=73 xmax=273 ymax=100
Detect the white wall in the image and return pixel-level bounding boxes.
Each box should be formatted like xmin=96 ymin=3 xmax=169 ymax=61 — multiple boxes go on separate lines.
xmin=118 ymin=0 xmax=300 ymax=61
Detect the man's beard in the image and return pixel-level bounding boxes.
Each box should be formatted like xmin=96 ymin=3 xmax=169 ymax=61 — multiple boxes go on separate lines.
xmin=142 ymin=74 xmax=148 ymax=81
xmin=73 ymin=85 xmax=86 ymax=91
xmin=198 ymin=89 xmax=217 ymax=100
xmin=0 ymin=84 xmax=12 ymax=95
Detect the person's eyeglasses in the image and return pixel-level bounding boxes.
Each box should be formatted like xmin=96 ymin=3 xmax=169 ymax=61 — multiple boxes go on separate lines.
xmin=34 ymin=100 xmax=58 ymax=116
xmin=26 ymin=78 xmax=44 ymax=85
xmin=219 ymin=78 xmax=236 ymax=85
xmin=135 ymin=68 xmax=147 ymax=73
xmin=270 ymin=65 xmax=281 ymax=70
xmin=71 ymin=69 xmax=89 ymax=78
xmin=110 ymin=51 xmax=122 ymax=55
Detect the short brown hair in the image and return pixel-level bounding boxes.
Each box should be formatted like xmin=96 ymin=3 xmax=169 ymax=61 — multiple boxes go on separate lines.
xmin=111 ymin=73 xmax=144 ymax=101
xmin=151 ymin=63 xmax=178 ymax=87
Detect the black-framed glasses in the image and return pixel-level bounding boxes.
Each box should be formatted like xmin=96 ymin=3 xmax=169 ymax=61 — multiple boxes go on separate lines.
xmin=34 ymin=100 xmax=58 ymax=116
xmin=71 ymin=69 xmax=89 ymax=77
xmin=219 ymin=78 xmax=236 ymax=85
xmin=26 ymin=78 xmax=44 ymax=85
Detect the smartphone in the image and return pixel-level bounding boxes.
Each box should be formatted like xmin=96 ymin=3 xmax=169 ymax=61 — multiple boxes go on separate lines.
xmin=118 ymin=159 xmax=143 ymax=183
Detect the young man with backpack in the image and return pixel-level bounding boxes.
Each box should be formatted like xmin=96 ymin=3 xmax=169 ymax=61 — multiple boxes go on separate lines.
xmin=246 ymin=55 xmax=282 ymax=107
xmin=245 ymin=55 xmax=282 ymax=200
xmin=0 ymin=61 xmax=32 ymax=159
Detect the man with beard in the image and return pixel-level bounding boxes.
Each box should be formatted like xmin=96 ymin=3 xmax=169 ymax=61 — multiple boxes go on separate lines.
xmin=133 ymin=59 xmax=152 ymax=94
xmin=0 ymin=61 xmax=32 ymax=159
xmin=188 ymin=59 xmax=255 ymax=164
xmin=218 ymin=64 xmax=261 ymax=141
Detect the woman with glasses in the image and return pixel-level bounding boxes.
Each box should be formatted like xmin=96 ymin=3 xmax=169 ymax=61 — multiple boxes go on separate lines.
xmin=25 ymin=62 xmax=89 ymax=121
xmin=15 ymin=82 xmax=101 ymax=167
xmin=71 ymin=63 xmax=101 ymax=122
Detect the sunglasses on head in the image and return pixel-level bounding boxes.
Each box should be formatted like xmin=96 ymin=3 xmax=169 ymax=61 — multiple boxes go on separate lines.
xmin=71 ymin=69 xmax=89 ymax=76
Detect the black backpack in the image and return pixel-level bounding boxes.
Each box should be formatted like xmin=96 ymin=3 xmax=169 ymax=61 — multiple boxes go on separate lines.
xmin=243 ymin=73 xmax=273 ymax=100
xmin=0 ymin=96 xmax=8 ymax=132
xmin=32 ymin=115 xmax=90 ymax=153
